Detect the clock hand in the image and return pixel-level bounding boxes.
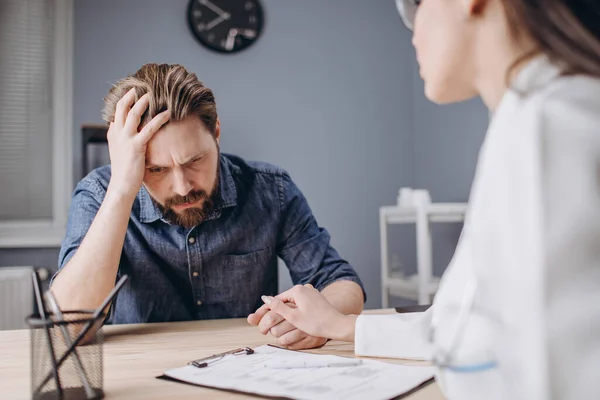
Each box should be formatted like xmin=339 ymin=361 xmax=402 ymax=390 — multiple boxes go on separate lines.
xmin=230 ymin=28 xmax=257 ymax=39
xmin=200 ymin=0 xmax=229 ymax=18
xmin=225 ymin=29 xmax=237 ymax=51
xmin=205 ymin=13 xmax=229 ymax=31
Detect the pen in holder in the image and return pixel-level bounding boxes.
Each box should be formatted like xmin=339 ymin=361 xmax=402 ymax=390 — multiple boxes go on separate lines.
xmin=26 ymin=272 xmax=128 ymax=400
xmin=27 ymin=310 xmax=105 ymax=399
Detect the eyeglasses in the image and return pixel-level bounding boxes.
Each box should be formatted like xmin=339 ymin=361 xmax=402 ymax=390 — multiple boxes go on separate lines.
xmin=428 ymin=278 xmax=498 ymax=391
xmin=189 ymin=347 xmax=254 ymax=368
xmin=395 ymin=0 xmax=421 ymax=31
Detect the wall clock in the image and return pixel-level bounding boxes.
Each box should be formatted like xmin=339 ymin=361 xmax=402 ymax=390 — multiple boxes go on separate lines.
xmin=187 ymin=0 xmax=264 ymax=54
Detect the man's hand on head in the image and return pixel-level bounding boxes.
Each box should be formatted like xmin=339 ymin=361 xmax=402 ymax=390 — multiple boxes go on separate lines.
xmin=247 ymin=302 xmax=327 ymax=350
xmin=106 ymin=88 xmax=170 ymax=199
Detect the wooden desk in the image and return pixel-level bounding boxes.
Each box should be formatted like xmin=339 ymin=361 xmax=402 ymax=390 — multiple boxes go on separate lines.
xmin=0 ymin=310 xmax=444 ymax=399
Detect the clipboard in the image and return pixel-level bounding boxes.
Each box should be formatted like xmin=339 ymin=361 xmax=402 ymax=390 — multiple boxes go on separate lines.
xmin=156 ymin=373 xmax=434 ymax=400
xmin=156 ymin=345 xmax=435 ymax=400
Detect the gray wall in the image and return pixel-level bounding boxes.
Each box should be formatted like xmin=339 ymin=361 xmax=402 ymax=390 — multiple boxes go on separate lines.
xmin=0 ymin=0 xmax=488 ymax=309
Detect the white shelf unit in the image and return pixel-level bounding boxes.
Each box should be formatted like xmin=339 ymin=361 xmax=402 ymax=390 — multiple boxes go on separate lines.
xmin=380 ymin=192 xmax=467 ymax=307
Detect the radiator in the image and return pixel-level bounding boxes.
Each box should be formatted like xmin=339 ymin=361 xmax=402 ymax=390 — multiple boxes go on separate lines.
xmin=0 ymin=266 xmax=43 ymax=330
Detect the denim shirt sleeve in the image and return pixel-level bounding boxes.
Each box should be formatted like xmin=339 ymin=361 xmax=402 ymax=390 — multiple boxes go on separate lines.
xmin=54 ymin=178 xmax=105 ymax=280
xmin=275 ymin=172 xmax=366 ymax=300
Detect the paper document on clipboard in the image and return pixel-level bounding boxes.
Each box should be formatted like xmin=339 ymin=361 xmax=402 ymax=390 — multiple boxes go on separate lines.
xmin=161 ymin=345 xmax=435 ymax=400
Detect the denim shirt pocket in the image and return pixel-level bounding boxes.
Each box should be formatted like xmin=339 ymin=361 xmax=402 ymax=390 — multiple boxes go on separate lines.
xmin=217 ymin=248 xmax=273 ymax=304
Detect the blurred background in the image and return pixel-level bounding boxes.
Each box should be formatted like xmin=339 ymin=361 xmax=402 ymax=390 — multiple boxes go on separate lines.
xmin=0 ymin=0 xmax=488 ymax=329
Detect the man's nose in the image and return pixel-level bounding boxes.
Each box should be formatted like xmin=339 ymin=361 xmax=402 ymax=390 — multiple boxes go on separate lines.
xmin=172 ymin=169 xmax=193 ymax=197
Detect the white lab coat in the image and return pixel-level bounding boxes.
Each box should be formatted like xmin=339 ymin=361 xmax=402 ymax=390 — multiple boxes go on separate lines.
xmin=356 ymin=56 xmax=600 ymax=400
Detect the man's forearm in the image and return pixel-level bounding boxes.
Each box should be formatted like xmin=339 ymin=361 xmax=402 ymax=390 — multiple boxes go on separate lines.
xmin=51 ymin=187 xmax=135 ymax=311
xmin=320 ymin=280 xmax=364 ymax=316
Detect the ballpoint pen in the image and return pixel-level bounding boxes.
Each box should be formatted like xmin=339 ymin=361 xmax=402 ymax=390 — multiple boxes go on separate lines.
xmin=263 ymin=359 xmax=363 ymax=369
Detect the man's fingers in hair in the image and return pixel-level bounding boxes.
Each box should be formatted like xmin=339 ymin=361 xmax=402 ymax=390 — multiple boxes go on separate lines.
xmin=114 ymin=88 xmax=137 ymax=126
xmin=124 ymin=93 xmax=151 ymax=133
xmin=137 ymin=110 xmax=170 ymax=144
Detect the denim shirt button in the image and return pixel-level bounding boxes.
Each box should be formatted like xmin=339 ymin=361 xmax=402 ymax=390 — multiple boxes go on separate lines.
xmin=188 ymin=237 xmax=196 ymax=244
xmin=196 ymin=300 xmax=203 ymax=306
xmin=192 ymin=271 xmax=199 ymax=277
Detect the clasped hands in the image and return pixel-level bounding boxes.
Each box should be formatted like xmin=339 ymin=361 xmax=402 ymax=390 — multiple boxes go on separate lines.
xmin=246 ymin=284 xmax=327 ymax=350
xmin=247 ymin=283 xmax=352 ymax=350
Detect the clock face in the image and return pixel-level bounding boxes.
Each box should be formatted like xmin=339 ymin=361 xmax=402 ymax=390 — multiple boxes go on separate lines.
xmin=187 ymin=0 xmax=264 ymax=54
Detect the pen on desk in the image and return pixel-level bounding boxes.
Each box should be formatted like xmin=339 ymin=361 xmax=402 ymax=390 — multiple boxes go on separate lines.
xmin=264 ymin=359 xmax=363 ymax=369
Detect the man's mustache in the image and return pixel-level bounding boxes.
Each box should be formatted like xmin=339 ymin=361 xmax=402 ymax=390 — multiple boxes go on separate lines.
xmin=164 ymin=190 xmax=208 ymax=208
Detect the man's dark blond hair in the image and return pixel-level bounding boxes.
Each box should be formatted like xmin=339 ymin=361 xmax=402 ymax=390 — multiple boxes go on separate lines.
xmin=102 ymin=63 xmax=218 ymax=134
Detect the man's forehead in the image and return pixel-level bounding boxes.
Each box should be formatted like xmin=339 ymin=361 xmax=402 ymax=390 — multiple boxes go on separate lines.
xmin=147 ymin=118 xmax=212 ymax=147
xmin=145 ymin=144 xmax=212 ymax=166
xmin=144 ymin=115 xmax=214 ymax=165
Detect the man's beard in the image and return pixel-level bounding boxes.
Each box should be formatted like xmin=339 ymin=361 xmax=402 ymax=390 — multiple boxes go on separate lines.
xmin=155 ymin=164 xmax=220 ymax=228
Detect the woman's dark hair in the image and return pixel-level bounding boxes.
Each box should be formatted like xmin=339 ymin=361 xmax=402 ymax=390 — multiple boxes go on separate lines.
xmin=503 ymin=0 xmax=600 ymax=78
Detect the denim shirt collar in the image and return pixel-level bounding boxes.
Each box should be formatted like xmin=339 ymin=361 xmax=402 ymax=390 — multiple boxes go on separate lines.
xmin=137 ymin=154 xmax=238 ymax=224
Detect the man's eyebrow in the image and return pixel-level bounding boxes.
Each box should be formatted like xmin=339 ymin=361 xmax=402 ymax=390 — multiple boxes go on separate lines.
xmin=180 ymin=152 xmax=206 ymax=165
xmin=145 ymin=152 xmax=206 ymax=168
xmin=145 ymin=161 xmax=169 ymax=168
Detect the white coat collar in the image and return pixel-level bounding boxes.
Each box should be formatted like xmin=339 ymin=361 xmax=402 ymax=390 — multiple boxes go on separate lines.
xmin=510 ymin=54 xmax=562 ymax=95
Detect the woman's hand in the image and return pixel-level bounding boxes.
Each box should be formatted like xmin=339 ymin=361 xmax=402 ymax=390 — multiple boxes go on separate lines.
xmin=262 ymin=284 xmax=358 ymax=342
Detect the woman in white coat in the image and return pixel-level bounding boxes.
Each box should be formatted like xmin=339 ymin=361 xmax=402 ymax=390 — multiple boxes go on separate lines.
xmin=258 ymin=0 xmax=600 ymax=398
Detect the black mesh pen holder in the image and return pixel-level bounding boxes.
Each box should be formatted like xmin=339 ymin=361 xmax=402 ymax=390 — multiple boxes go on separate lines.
xmin=27 ymin=311 xmax=105 ymax=400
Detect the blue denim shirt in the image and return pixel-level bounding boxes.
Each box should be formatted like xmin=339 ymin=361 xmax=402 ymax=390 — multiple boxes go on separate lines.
xmin=56 ymin=154 xmax=364 ymax=324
